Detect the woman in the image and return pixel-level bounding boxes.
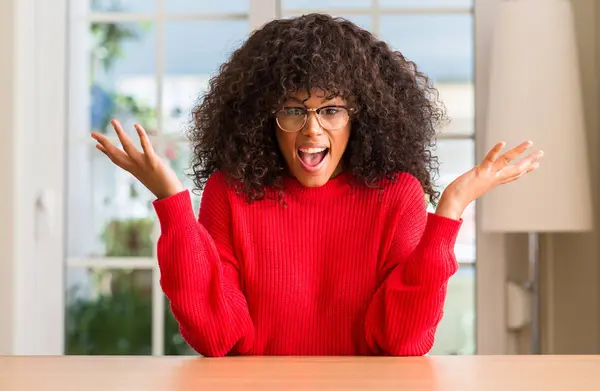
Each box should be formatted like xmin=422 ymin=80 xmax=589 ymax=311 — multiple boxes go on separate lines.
xmin=91 ymin=14 xmax=542 ymax=356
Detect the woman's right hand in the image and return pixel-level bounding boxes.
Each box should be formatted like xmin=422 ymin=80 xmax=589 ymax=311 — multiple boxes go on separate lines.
xmin=91 ymin=119 xmax=185 ymax=200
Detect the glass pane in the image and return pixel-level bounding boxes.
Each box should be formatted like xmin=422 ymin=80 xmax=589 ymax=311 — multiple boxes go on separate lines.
xmin=65 ymin=267 xmax=153 ymax=355
xmin=437 ymin=83 xmax=474 ymax=136
xmin=431 ymin=139 xmax=475 ymax=263
xmin=166 ymin=0 xmax=249 ymax=14
xmin=283 ymin=0 xmax=370 ymax=9
xmin=88 ymin=22 xmax=157 ymax=138
xmin=164 ymin=297 xmax=197 ymax=355
xmin=67 ymin=143 xmax=157 ymax=258
xmin=379 ymin=14 xmax=473 ymax=83
xmin=91 ymin=0 xmax=155 ymax=13
xmin=380 ymin=0 xmax=472 ymax=9
xmin=429 ymin=264 xmax=475 ymax=355
xmin=163 ymin=20 xmax=249 ymax=134
xmin=158 ymin=139 xmax=202 ymax=214
xmin=279 ymin=13 xmax=372 ymax=32
xmin=338 ymin=14 xmax=373 ymax=31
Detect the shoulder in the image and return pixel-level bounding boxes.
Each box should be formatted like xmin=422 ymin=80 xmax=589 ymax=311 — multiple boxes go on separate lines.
xmin=204 ymin=170 xmax=229 ymax=190
xmin=200 ymin=170 xmax=237 ymax=210
xmin=203 ymin=170 xmax=238 ymax=197
xmin=378 ymin=172 xmax=426 ymax=203
xmin=374 ymin=172 xmax=428 ymax=218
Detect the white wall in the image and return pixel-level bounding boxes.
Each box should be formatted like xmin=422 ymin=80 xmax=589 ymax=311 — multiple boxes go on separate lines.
xmin=0 ymin=0 xmax=16 ymax=355
xmin=0 ymin=0 xmax=67 ymax=355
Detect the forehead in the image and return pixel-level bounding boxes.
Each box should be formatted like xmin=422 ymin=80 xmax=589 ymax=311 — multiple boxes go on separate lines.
xmin=285 ymin=88 xmax=347 ymax=106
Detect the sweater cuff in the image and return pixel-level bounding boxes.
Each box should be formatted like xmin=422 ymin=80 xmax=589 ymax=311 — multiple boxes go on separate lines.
xmin=152 ymin=190 xmax=197 ymax=232
xmin=423 ymin=212 xmax=463 ymax=251
xmin=402 ymin=213 xmax=462 ymax=287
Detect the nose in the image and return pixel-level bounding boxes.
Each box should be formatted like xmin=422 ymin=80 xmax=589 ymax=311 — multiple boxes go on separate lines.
xmin=301 ymin=110 xmax=324 ymax=137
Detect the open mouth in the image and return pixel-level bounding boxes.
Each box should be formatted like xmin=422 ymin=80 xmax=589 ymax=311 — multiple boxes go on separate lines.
xmin=297 ymin=147 xmax=329 ymax=169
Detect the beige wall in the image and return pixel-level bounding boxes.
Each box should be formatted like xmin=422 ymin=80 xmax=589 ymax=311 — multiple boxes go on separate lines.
xmin=507 ymin=0 xmax=600 ymax=354
xmin=543 ymin=0 xmax=600 ymax=354
xmin=0 ymin=0 xmax=15 ymax=354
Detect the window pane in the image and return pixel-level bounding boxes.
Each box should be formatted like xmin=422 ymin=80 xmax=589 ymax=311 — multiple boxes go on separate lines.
xmin=158 ymin=139 xmax=201 ymax=214
xmin=337 ymin=14 xmax=372 ymax=31
xmin=65 ymin=267 xmax=153 ymax=355
xmin=381 ymin=15 xmax=474 ymax=136
xmin=88 ymin=22 xmax=157 ymax=138
xmin=91 ymin=0 xmax=155 ymax=13
xmin=283 ymin=0 xmax=370 ymax=10
xmin=67 ymin=143 xmax=157 ymax=258
xmin=380 ymin=14 xmax=473 ymax=83
xmin=431 ymin=139 xmax=475 ymax=263
xmin=164 ymin=297 xmax=197 ymax=355
xmin=429 ymin=264 xmax=475 ymax=355
xmin=380 ymin=0 xmax=472 ymax=9
xmin=163 ymin=20 xmax=248 ymax=134
xmin=437 ymin=83 xmax=474 ymax=136
xmin=166 ymin=0 xmax=249 ymax=14
xmin=279 ymin=14 xmax=372 ymax=32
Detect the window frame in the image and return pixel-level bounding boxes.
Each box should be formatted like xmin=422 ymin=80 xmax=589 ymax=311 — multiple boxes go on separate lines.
xmin=2 ymin=0 xmax=508 ymax=355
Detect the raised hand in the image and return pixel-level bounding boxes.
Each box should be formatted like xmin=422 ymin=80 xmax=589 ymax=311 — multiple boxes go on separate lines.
xmin=91 ymin=119 xmax=185 ymax=200
xmin=436 ymin=140 xmax=543 ymax=220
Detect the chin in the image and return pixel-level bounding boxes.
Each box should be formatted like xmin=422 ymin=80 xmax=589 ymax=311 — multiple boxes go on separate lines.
xmin=296 ymin=173 xmax=331 ymax=188
xmin=290 ymin=148 xmax=340 ymax=187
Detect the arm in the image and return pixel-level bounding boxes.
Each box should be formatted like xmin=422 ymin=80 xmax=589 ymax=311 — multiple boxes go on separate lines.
xmin=364 ymin=175 xmax=462 ymax=356
xmin=364 ymin=139 xmax=544 ymax=355
xmin=153 ymin=172 xmax=254 ymax=357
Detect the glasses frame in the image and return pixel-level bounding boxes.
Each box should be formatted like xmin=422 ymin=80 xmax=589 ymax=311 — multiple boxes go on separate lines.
xmin=274 ymin=105 xmax=354 ymax=133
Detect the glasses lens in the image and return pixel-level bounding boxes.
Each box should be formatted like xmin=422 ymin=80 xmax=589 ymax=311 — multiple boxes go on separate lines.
xmin=319 ymin=107 xmax=349 ymax=130
xmin=277 ymin=108 xmax=305 ymax=132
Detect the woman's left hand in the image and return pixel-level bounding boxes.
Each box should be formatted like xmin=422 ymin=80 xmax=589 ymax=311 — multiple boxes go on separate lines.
xmin=435 ymin=140 xmax=544 ymax=220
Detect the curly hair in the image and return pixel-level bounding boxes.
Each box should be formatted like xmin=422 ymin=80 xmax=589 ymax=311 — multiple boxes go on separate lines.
xmin=187 ymin=13 xmax=447 ymax=204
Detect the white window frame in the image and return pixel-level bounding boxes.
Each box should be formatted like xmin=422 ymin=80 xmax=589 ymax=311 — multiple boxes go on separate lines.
xmin=0 ymin=0 xmax=509 ymax=355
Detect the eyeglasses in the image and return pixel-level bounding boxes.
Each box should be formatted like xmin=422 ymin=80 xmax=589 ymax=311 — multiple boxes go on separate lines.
xmin=274 ymin=105 xmax=353 ymax=133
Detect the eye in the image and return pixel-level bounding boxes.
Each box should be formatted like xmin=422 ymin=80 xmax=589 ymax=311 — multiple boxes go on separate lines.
xmin=320 ymin=107 xmax=343 ymax=116
xmin=281 ymin=107 xmax=305 ymax=116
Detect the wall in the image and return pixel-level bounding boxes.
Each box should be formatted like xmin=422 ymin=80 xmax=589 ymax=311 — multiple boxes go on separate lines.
xmin=0 ymin=0 xmax=67 ymax=355
xmin=0 ymin=0 xmax=16 ymax=354
xmin=541 ymin=0 xmax=600 ymax=354
xmin=506 ymin=0 xmax=600 ymax=355
xmin=489 ymin=0 xmax=600 ymax=355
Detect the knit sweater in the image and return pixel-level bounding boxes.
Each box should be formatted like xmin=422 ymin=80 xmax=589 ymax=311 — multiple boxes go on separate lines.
xmin=152 ymin=170 xmax=462 ymax=357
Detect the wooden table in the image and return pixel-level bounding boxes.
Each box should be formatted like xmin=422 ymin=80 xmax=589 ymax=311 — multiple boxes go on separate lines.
xmin=1 ymin=355 xmax=599 ymax=390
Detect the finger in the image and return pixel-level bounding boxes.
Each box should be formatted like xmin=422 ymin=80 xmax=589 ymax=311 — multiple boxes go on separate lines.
xmin=481 ymin=141 xmax=506 ymax=169
xmin=500 ymin=162 xmax=540 ymax=184
xmin=493 ymin=140 xmax=533 ymax=171
xmin=111 ymin=119 xmax=141 ymax=159
xmin=96 ymin=143 xmax=108 ymax=154
xmin=93 ymin=137 xmax=135 ymax=171
xmin=134 ymin=123 xmax=155 ymax=157
xmin=498 ymin=150 xmax=543 ymax=181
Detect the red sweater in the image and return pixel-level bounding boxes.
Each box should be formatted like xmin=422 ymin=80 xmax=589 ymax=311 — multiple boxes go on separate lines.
xmin=153 ymin=170 xmax=461 ymax=357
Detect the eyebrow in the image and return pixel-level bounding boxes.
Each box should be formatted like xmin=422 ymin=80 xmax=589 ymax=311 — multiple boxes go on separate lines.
xmin=285 ymin=96 xmax=343 ymax=105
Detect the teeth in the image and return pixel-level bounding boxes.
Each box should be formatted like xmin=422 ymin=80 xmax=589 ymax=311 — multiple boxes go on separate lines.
xmin=298 ymin=147 xmax=327 ymax=154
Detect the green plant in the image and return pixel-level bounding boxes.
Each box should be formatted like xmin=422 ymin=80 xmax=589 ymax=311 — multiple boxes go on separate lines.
xmin=102 ymin=217 xmax=154 ymax=257
xmin=66 ymin=269 xmax=194 ymax=355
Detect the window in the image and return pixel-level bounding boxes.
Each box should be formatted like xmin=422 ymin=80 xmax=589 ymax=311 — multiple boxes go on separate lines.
xmin=66 ymin=0 xmax=475 ymax=356
xmin=66 ymin=0 xmax=256 ymax=356
xmin=282 ymin=0 xmax=476 ymax=356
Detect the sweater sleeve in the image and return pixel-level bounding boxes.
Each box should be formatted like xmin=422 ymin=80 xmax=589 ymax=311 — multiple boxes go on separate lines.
xmin=152 ymin=172 xmax=254 ymax=357
xmin=364 ymin=174 xmax=462 ymax=356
